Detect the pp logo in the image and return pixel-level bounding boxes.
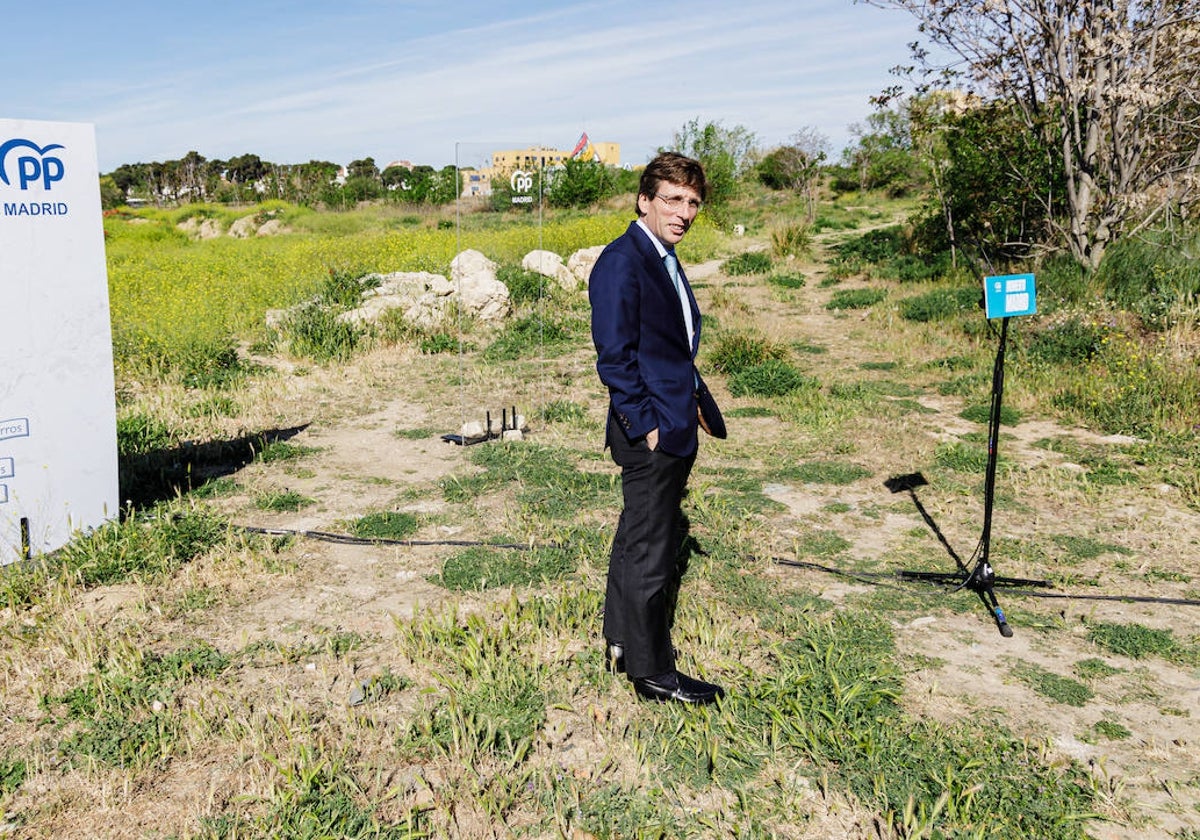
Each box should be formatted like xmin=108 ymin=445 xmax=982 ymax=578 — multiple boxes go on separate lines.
xmin=510 ymin=170 xmax=534 ymax=193
xmin=0 ymin=138 xmax=66 ymax=191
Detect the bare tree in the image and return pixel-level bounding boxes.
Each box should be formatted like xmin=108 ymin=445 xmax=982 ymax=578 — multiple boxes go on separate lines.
xmin=867 ymin=0 xmax=1200 ymax=268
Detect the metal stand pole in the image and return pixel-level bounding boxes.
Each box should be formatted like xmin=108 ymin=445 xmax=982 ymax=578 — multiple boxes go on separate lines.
xmin=894 ymin=317 xmax=1051 ymax=636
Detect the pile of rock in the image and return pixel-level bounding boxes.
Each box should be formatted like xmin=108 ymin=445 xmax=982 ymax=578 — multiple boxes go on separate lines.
xmin=267 ymin=245 xmax=607 ymax=333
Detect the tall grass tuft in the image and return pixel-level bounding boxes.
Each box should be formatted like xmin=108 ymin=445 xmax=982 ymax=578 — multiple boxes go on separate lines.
xmin=770 ymin=221 xmax=813 ymax=260
xmin=279 ymin=302 xmax=365 ymax=362
xmin=707 ymin=330 xmax=789 ymax=375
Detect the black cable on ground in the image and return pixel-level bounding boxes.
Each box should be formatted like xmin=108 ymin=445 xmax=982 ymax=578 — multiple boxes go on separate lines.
xmin=234 ymin=524 xmax=1200 ymax=609
xmin=236 ymin=524 xmax=562 ymax=552
xmin=772 ymin=556 xmax=1200 ymax=608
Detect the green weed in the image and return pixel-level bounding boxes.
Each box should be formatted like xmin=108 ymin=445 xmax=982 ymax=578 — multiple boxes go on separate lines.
xmin=826 ymin=287 xmax=887 ymax=310
xmin=776 ymin=460 xmax=873 ymax=485
xmin=706 ymin=330 xmax=789 ymax=374
xmin=0 ymin=755 xmax=26 ymax=795
xmin=349 ymin=511 xmax=419 ymax=540
xmin=418 ymin=332 xmax=458 ymax=354
xmin=1074 ymin=658 xmax=1122 ymax=680
xmin=435 ymin=545 xmax=575 ymax=590
xmin=961 ymin=403 xmax=1021 ymax=425
xmin=254 ymin=490 xmax=315 ymax=512
xmin=767 ymin=271 xmax=807 ymax=289
xmin=394 ymin=427 xmax=437 ymax=440
xmin=496 ymin=264 xmax=548 ymax=304
xmin=1052 ymin=535 xmax=1132 ymax=560
xmin=255 ymin=440 xmax=318 ymax=463
xmin=47 ymin=504 xmax=229 ymax=595
xmin=1086 ymin=621 xmax=1178 ymax=660
xmin=1092 ymin=720 xmax=1132 ymax=741
xmin=540 ymin=400 xmax=587 ymax=424
xmin=898 ymin=286 xmax=980 ymax=322
xmin=723 ymin=251 xmax=773 ymax=275
xmin=198 ymin=745 xmax=424 ymax=838
xmin=280 ymin=302 xmax=365 ymax=363
xmin=441 ymin=442 xmax=617 ymax=520
xmin=1011 ymin=661 xmax=1094 ymax=706
xmin=45 ymin=642 xmax=231 ymax=769
xmin=728 ymin=359 xmax=813 ymax=398
xmin=483 ymin=313 xmax=580 ymax=361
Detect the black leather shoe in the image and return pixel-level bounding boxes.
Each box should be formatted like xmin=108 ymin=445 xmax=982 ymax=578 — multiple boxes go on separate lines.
xmin=632 ymin=671 xmax=724 ymax=705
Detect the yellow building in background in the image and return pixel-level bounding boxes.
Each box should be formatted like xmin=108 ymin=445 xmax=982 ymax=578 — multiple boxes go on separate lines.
xmin=461 ymin=134 xmax=621 ymax=197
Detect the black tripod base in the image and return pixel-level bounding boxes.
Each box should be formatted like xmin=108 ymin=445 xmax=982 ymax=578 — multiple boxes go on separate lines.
xmin=897 ymin=560 xmax=1050 ymax=637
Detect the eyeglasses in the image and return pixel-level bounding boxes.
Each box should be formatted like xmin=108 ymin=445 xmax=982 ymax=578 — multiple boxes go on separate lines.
xmin=653 ymin=192 xmax=703 ymax=213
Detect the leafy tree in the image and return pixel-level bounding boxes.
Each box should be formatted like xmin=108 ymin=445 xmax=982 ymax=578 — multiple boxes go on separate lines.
xmin=429 ymin=165 xmax=460 ymax=205
xmin=839 ymin=108 xmax=924 ymax=196
xmin=757 ymin=126 xmax=829 ymax=220
xmin=381 ymin=164 xmax=410 ymax=192
xmin=225 ymin=153 xmax=267 ymax=185
xmin=548 ymin=158 xmax=612 ymax=208
xmin=98 ymin=175 xmax=125 ymax=209
xmin=346 ymin=157 xmax=380 ymax=181
xmin=668 ymin=117 xmax=757 ymax=211
xmin=178 ymin=150 xmax=210 ymax=201
xmin=869 ymin=0 xmax=1200 ymax=269
xmin=911 ymin=97 xmax=1065 ymax=265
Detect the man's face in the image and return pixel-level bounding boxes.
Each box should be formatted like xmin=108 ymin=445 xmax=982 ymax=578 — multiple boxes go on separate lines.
xmin=637 ymin=181 xmax=702 ymax=247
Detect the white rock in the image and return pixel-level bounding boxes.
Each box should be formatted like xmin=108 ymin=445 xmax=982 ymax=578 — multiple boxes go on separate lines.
xmin=567 ymin=245 xmax=606 ymax=288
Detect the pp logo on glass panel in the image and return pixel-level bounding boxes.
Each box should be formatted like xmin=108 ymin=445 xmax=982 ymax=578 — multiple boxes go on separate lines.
xmin=0 ymin=138 xmax=66 ymax=191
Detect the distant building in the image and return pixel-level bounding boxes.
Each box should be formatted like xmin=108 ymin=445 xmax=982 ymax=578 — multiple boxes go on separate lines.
xmin=461 ymin=133 xmax=621 ymax=198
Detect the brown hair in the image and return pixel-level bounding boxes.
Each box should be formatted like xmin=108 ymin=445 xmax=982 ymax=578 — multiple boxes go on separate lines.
xmin=637 ymin=152 xmax=707 ymax=216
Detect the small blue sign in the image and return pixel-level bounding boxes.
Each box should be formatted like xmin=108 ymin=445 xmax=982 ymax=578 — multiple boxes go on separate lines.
xmin=984 ymin=273 xmax=1036 ymax=319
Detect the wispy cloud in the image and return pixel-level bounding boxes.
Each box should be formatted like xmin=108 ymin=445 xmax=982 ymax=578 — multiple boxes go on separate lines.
xmin=2 ymin=0 xmax=926 ymax=170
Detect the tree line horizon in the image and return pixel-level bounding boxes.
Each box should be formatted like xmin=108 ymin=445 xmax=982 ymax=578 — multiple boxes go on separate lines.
xmin=100 ymin=0 xmax=1198 ymax=275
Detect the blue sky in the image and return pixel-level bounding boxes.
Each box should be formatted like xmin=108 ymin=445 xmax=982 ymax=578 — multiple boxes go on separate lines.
xmin=1 ymin=0 xmax=927 ymax=173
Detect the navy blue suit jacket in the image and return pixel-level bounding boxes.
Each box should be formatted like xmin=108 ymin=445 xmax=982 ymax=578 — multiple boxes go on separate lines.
xmin=590 ymin=221 xmax=716 ymax=458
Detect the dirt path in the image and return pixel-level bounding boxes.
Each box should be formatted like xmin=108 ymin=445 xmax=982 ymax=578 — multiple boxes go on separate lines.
xmin=174 ymin=246 xmax=1200 ymax=837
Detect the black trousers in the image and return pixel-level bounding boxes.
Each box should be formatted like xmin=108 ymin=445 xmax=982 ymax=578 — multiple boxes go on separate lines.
xmin=602 ymin=423 xmax=696 ymax=679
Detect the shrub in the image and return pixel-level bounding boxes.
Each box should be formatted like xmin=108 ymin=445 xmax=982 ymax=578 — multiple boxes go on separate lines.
xmin=1097 ymin=231 xmax=1200 ymax=328
xmin=723 ymin=251 xmax=773 ymax=275
xmin=1025 ymin=318 xmax=1110 ymax=364
xmin=833 ymin=226 xmax=906 ymax=263
xmin=880 ymin=252 xmax=951 ymax=283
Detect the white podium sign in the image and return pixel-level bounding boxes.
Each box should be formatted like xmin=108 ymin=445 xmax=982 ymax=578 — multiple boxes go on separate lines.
xmin=0 ymin=119 xmax=118 ymax=563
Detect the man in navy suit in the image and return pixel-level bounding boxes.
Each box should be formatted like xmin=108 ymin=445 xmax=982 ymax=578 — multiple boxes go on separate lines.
xmin=589 ymin=152 xmax=725 ymax=706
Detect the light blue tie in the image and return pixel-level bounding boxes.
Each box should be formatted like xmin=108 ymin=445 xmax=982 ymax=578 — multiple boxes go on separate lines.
xmin=664 ymin=251 xmax=680 ymax=290
xmin=664 ymin=251 xmax=695 ymax=354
